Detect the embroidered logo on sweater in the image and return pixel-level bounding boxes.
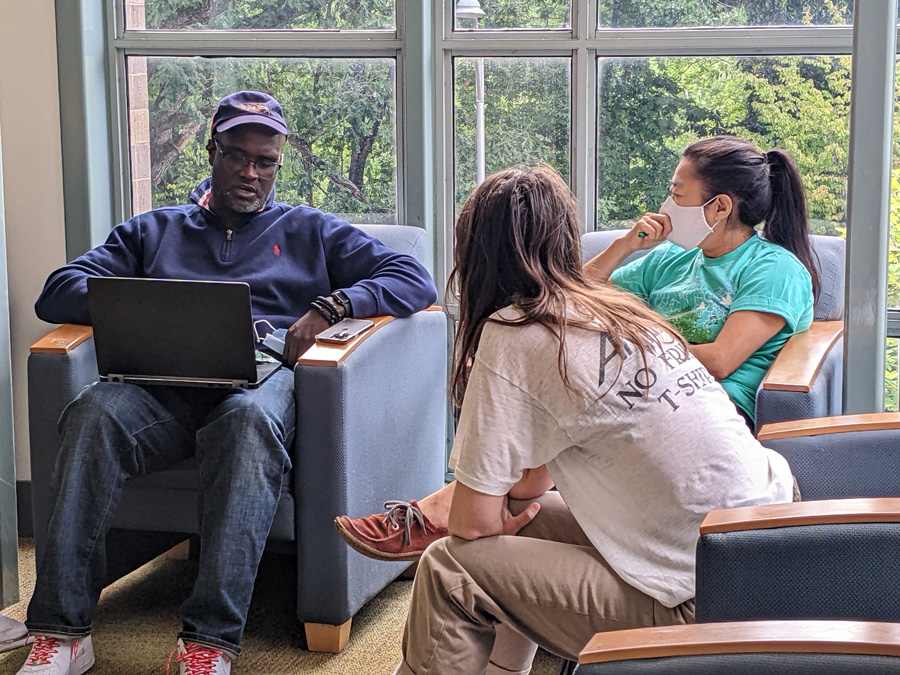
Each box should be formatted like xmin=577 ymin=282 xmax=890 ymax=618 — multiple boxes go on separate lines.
xmin=274 ymin=244 xmax=281 ymax=256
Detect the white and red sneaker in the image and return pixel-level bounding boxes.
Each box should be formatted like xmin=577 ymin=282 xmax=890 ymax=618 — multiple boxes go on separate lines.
xmin=16 ymin=634 xmax=94 ymax=674
xmin=167 ymin=639 xmax=232 ymax=675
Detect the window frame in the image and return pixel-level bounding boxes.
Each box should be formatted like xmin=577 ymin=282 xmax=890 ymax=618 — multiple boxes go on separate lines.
xmin=109 ymin=2 xmax=409 ymax=229
xmin=55 ymin=0 xmax=900 ymax=414
xmin=436 ymin=0 xmax=899 ymax=414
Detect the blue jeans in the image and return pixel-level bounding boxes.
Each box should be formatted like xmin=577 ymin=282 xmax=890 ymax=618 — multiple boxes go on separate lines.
xmin=25 ymin=368 xmax=295 ymax=657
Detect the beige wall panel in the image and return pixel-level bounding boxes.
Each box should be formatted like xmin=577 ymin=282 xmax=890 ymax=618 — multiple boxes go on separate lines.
xmin=0 ymin=0 xmax=68 ymax=480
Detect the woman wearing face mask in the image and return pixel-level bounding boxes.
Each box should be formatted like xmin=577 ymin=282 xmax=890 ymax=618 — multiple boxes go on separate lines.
xmin=584 ymin=135 xmax=817 ymax=428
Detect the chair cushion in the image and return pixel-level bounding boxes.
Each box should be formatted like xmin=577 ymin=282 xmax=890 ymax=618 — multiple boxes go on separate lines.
xmin=115 ymin=463 xmax=296 ymax=541
xmin=355 ymin=224 xmax=427 ymax=265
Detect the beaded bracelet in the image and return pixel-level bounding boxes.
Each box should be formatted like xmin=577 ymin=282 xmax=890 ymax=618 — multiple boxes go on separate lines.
xmin=312 ymin=296 xmax=342 ymax=325
xmin=310 ymin=301 xmax=335 ymax=325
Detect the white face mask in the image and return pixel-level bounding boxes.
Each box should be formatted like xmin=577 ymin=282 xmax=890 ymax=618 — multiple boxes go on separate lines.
xmin=659 ymin=196 xmax=721 ymax=250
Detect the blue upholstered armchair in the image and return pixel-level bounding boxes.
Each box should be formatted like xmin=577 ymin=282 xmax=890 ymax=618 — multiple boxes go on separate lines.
xmin=696 ymin=412 xmax=900 ymax=624
xmin=580 ymin=230 xmax=845 ymax=432
xmin=568 ymin=413 xmax=900 ymax=674
xmin=27 ymin=224 xmax=448 ymax=653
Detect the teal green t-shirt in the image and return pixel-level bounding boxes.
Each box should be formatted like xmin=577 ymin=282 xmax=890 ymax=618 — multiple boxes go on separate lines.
xmin=610 ymin=236 xmax=814 ymax=422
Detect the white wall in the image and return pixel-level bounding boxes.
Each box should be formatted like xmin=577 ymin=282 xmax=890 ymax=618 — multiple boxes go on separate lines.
xmin=0 ymin=0 xmax=69 ymax=480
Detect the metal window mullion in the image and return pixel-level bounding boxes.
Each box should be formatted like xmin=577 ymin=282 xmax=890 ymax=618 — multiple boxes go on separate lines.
xmin=437 ymin=47 xmax=455 ymax=304
xmin=58 ymin=0 xmax=117 ymax=257
xmin=572 ymin=46 xmax=595 ymax=233
xmin=441 ymin=40 xmax=853 ymax=57
xmin=115 ymin=43 xmax=402 ymax=59
xmin=843 ymin=0 xmax=898 ymax=414
xmin=108 ymin=31 xmax=130 ymax=226
xmin=399 ymin=0 xmax=437 ymax=257
xmin=443 ymin=26 xmax=854 ymax=53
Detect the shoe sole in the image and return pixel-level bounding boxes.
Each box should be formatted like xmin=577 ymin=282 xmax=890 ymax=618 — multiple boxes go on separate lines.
xmin=333 ymin=518 xmax=425 ymax=562
xmin=0 ymin=634 xmax=32 ymax=654
xmin=73 ymin=652 xmax=95 ymax=675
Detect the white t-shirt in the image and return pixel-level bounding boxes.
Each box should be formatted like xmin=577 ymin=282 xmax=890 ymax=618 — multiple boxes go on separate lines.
xmin=449 ymin=306 xmax=793 ymax=608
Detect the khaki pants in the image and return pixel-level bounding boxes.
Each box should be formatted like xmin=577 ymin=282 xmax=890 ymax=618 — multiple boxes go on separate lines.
xmin=394 ymin=491 xmax=694 ymax=675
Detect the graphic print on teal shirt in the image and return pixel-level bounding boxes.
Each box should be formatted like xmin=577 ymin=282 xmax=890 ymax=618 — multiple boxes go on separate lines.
xmin=654 ymin=284 xmax=735 ymax=346
xmin=610 ymin=236 xmax=814 ymax=422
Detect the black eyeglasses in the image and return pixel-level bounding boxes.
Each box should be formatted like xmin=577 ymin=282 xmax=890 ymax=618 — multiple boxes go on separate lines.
xmin=214 ymin=139 xmax=283 ymax=178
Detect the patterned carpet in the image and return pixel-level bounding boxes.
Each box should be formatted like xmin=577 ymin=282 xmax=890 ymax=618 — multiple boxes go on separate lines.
xmin=0 ymin=540 xmax=563 ymax=674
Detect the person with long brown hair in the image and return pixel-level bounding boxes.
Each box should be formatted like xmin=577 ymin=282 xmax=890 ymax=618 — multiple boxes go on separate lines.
xmin=336 ymin=137 xmax=814 ymax=568
xmin=382 ymin=165 xmax=793 ymax=674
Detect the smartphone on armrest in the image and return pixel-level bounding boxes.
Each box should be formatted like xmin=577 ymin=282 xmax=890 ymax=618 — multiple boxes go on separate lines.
xmin=315 ymin=318 xmax=375 ymax=344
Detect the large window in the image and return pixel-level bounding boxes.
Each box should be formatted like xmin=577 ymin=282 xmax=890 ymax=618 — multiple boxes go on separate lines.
xmin=118 ymin=0 xmax=400 ymax=223
xmin=440 ymin=1 xmax=900 ymax=412
xmin=597 ymin=0 xmax=852 ymax=27
xmin=128 ymin=57 xmax=396 ymax=222
xmin=454 ymin=57 xmax=571 ymax=212
xmin=57 ymin=1 xmax=896 ymax=412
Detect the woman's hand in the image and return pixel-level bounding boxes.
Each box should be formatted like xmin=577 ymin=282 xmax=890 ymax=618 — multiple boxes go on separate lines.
xmin=583 ymin=212 xmax=671 ymax=282
xmin=624 ymin=212 xmax=672 ymax=252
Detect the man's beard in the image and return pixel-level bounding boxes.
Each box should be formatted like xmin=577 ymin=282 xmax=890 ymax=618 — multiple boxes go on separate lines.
xmin=215 ymin=183 xmax=266 ymax=214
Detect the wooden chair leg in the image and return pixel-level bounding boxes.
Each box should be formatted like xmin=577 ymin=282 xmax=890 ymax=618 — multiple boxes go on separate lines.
xmin=305 ymin=618 xmax=352 ymax=653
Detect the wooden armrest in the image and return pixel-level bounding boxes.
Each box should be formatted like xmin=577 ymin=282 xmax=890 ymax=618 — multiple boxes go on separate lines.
xmin=757 ymin=412 xmax=900 ymax=441
xmin=296 ymin=305 xmax=443 ymax=367
xmin=578 ymin=620 xmax=900 ymax=664
xmin=30 ymin=324 xmax=93 ymax=354
xmin=760 ymin=321 xmax=843 ymax=393
xmin=700 ymin=497 xmax=900 ymax=534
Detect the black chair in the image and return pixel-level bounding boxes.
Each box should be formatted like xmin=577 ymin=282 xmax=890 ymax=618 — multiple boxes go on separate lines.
xmin=563 ymin=413 xmax=900 ymax=674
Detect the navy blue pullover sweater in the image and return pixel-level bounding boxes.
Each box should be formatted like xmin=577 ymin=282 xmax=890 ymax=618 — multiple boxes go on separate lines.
xmin=35 ymin=179 xmax=437 ymax=328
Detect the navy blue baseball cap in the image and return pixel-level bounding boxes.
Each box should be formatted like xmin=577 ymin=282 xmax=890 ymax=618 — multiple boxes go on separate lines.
xmin=211 ymin=91 xmax=289 ymax=136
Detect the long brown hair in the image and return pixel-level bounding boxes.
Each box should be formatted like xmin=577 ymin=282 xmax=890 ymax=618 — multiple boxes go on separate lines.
xmin=683 ymin=136 xmax=820 ymax=298
xmin=449 ymin=166 xmax=687 ymax=408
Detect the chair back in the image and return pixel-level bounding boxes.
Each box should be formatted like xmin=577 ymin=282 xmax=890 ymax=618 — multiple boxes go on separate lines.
xmin=761 ymin=427 xmax=900 ymax=500
xmin=696 ymin=519 xmax=900 ymax=624
xmin=580 ymin=230 xmax=844 ymax=321
xmin=355 ymin=224 xmax=428 ymax=266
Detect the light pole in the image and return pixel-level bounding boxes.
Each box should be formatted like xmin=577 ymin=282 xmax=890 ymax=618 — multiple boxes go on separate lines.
xmin=456 ymin=0 xmax=486 ymax=185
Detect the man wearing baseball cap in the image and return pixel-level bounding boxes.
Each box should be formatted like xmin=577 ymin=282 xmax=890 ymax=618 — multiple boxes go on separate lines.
xmin=19 ymin=91 xmax=437 ymax=675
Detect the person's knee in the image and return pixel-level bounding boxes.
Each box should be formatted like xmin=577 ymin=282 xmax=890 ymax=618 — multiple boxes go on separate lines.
xmin=198 ymin=400 xmax=293 ymax=476
xmin=64 ymin=382 xmax=137 ymax=420
xmin=59 ymin=382 xmax=151 ymax=440
xmin=210 ymin=378 xmax=295 ymax=441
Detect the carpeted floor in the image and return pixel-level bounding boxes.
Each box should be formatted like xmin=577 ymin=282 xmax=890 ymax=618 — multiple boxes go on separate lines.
xmin=0 ymin=540 xmax=563 ymax=674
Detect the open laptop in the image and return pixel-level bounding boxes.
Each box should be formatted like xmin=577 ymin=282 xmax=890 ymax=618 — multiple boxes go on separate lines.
xmin=87 ymin=277 xmax=281 ymax=388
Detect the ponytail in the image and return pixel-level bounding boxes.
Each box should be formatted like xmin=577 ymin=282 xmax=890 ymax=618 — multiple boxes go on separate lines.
xmin=683 ymin=136 xmax=820 ymax=300
xmin=761 ymin=149 xmax=821 ymax=299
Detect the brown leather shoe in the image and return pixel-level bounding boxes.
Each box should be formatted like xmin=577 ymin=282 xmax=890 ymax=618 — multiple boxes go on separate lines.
xmin=334 ymin=500 xmax=448 ymax=562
